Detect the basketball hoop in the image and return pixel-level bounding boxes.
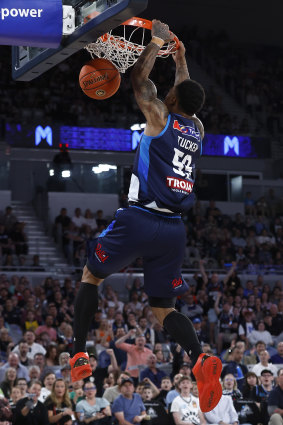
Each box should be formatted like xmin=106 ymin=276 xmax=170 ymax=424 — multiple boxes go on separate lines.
xmin=85 ymin=17 xmax=180 ymax=73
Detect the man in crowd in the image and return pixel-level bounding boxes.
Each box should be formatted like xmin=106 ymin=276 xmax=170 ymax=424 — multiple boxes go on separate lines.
xmin=103 ymin=371 xmax=133 ymax=404
xmin=252 ymin=350 xmax=278 ymax=377
xmin=0 ymin=352 xmax=29 ymax=382
xmin=112 ymin=377 xmax=147 ymax=425
xmin=221 ymin=346 xmax=248 ymax=391
xmin=115 ymin=329 xmax=153 ymax=384
xmin=13 ymin=380 xmax=49 ymax=425
xmin=13 ymin=330 xmax=46 ymax=360
xmin=140 ymin=353 xmax=166 ymax=388
xmin=271 ymin=342 xmax=283 ymax=364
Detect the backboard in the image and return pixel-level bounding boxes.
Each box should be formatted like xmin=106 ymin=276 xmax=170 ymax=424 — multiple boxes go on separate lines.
xmin=12 ymin=0 xmax=148 ymax=81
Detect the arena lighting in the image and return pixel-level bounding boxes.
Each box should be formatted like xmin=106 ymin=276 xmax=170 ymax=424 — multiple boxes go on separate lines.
xmin=61 ymin=170 xmax=71 ymax=178
xmin=130 ymin=123 xmax=146 ymax=131
xmin=49 ymin=169 xmax=54 ymax=176
xmin=92 ymin=164 xmax=117 ymax=174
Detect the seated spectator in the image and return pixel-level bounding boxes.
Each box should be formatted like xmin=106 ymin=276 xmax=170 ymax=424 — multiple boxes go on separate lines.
xmin=16 ymin=378 xmax=28 ymax=398
xmin=271 ymin=342 xmax=283 ymax=364
xmin=252 ymin=350 xmax=278 ymax=377
xmin=38 ymin=372 xmax=56 ymax=403
xmin=95 ymin=319 xmax=114 ymax=355
xmin=258 ymin=369 xmax=275 ymax=425
xmin=222 ymin=373 xmax=242 ymax=400
xmin=238 ymin=308 xmax=256 ymax=345
xmin=115 ymin=330 xmax=153 ymax=384
xmin=221 ymin=347 xmax=248 ymax=392
xmin=166 ymin=373 xmax=183 ymax=407
xmin=180 ymin=292 xmax=203 ymax=321
xmin=23 ymin=310 xmax=39 ymax=332
xmin=242 ymin=372 xmax=261 ymax=401
xmin=248 ymin=321 xmax=274 ymax=347
xmin=35 ymin=315 xmax=57 ymax=342
xmin=267 ymin=368 xmax=283 ymax=425
xmin=171 ymin=375 xmax=206 ymax=425
xmin=112 ymin=377 xmax=147 ymax=425
xmin=140 ymin=354 xmax=166 ymax=389
xmin=205 ymin=394 xmax=238 ymax=425
xmin=214 ymin=293 xmax=238 ymax=354
xmin=28 ymin=365 xmax=41 ymax=381
xmin=9 ymin=385 xmax=22 ymax=413
xmin=13 ymin=380 xmax=49 ymax=425
xmin=103 ymin=371 xmax=132 ymax=404
xmin=154 ymin=376 xmax=173 ymax=407
xmin=13 ymin=330 xmax=46 ymax=360
xmin=85 ymin=350 xmax=118 ymax=397
xmin=103 ymin=370 xmax=119 ymax=391
xmin=0 ymin=366 xmax=17 ymax=398
xmin=141 ymin=384 xmax=170 ymax=425
xmin=44 ymin=378 xmax=74 ymax=425
xmin=16 ymin=341 xmax=30 ymax=367
xmin=33 ymin=352 xmax=47 ymax=378
xmin=45 ymin=344 xmax=59 ymax=367
xmin=75 ymin=380 xmax=111 ymax=424
xmin=0 ymin=352 xmax=29 ymax=382
xmin=69 ymin=379 xmax=84 ymax=405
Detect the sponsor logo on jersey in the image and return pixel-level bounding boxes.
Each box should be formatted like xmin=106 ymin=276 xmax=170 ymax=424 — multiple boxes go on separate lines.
xmin=172 ymin=277 xmax=183 ymax=289
xmin=167 ymin=177 xmax=194 ymax=193
xmin=95 ymin=243 xmax=109 ymax=263
xmin=173 ymin=120 xmax=200 ymax=139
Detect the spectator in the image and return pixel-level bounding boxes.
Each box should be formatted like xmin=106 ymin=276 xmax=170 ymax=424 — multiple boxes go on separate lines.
xmin=214 ymin=293 xmax=238 ymax=354
xmin=16 ymin=378 xmax=28 ymax=398
xmin=35 ymin=315 xmax=57 ymax=342
xmin=248 ymin=321 xmax=274 ymax=347
xmin=112 ymin=377 xmax=147 ymax=425
xmin=0 ymin=353 xmax=29 ymax=382
xmin=271 ymin=342 xmax=283 ymax=364
xmin=0 ymin=367 xmax=17 ymax=398
xmin=44 ymin=378 xmax=74 ymax=425
xmin=242 ymin=372 xmax=261 ymax=401
xmin=221 ymin=347 xmax=248 ymax=391
xmin=140 ymin=354 xmax=166 ymax=389
xmin=75 ymin=380 xmax=111 ymax=424
xmin=102 ymin=371 xmax=132 ymax=404
xmin=16 ymin=341 xmax=30 ymax=367
xmin=115 ymin=330 xmax=153 ymax=383
xmin=32 ymin=352 xmax=47 ymax=378
xmin=38 ymin=372 xmax=56 ymax=403
xmin=13 ymin=330 xmax=46 ymax=360
xmin=222 ymin=373 xmax=242 ymax=400
xmin=267 ymin=368 xmax=283 ymax=425
xmin=180 ymin=292 xmax=203 ymax=321
xmin=238 ymin=308 xmax=256 ymax=345
xmin=9 ymin=385 xmax=22 ymax=412
xmin=171 ymin=375 xmax=206 ymax=425
xmin=252 ymin=350 xmax=278 ymax=377
xmin=28 ymin=365 xmax=41 ymax=381
xmin=13 ymin=380 xmax=49 ymax=425
xmin=85 ymin=350 xmax=118 ymax=397
xmin=69 ymin=379 xmax=84 ymax=405
xmin=166 ymin=373 xmax=183 ymax=407
xmin=258 ymin=369 xmax=274 ymax=425
xmin=154 ymin=376 xmax=173 ymax=407
xmin=141 ymin=384 xmax=170 ymax=425
xmin=205 ymin=394 xmax=238 ymax=425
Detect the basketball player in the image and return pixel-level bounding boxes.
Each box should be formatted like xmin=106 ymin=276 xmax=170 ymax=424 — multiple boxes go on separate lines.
xmin=70 ymin=19 xmax=222 ymax=412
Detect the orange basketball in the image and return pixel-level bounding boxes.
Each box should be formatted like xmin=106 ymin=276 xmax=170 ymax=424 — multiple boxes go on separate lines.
xmin=79 ymin=58 xmax=121 ymax=100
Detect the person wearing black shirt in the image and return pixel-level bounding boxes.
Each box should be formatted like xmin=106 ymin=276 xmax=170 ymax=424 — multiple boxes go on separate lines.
xmin=84 ymin=351 xmax=118 ymax=397
xmin=141 ymin=385 xmax=171 ymax=425
xmin=13 ymin=380 xmax=49 ymax=425
xmin=267 ymin=368 xmax=283 ymax=425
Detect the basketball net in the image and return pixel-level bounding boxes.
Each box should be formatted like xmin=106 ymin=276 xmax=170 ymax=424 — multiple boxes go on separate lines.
xmin=85 ymin=18 xmax=179 ymax=73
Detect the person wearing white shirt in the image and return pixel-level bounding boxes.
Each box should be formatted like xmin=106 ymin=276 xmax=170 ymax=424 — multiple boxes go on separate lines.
xmin=13 ymin=330 xmax=46 ymax=360
xmin=248 ymin=322 xmax=274 ymax=347
xmin=205 ymin=394 xmax=238 ymax=425
xmin=252 ymin=350 xmax=278 ymax=377
xmin=171 ymin=376 xmax=206 ymax=425
xmin=71 ymin=207 xmax=84 ymax=228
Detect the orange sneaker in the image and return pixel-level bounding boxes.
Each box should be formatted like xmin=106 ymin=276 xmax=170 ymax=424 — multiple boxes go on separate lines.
xmin=69 ymin=352 xmax=92 ymax=382
xmin=192 ymin=353 xmax=222 ymax=412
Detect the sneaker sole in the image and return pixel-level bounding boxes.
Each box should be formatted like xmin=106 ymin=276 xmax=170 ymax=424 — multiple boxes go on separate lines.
xmin=70 ymin=364 xmax=92 ymax=382
xmin=199 ymin=356 xmax=222 ymax=412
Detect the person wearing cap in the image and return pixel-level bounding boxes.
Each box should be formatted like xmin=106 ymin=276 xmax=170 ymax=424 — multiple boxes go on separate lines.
xmin=102 ymin=371 xmax=132 ymax=404
xmin=192 ymin=317 xmax=208 ymax=345
xmin=112 ymin=377 xmax=147 ymax=424
xmin=258 ymin=369 xmax=275 ymax=425
xmin=140 ymin=354 xmax=166 ymax=389
xmin=252 ymin=350 xmax=278 ymax=377
xmin=268 ymin=368 xmax=283 ymax=425
xmin=75 ymin=380 xmax=111 ymax=424
xmin=238 ymin=308 xmax=256 ymax=345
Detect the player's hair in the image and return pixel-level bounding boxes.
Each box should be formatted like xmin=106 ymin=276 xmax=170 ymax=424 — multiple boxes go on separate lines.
xmin=175 ymin=79 xmax=205 ymax=115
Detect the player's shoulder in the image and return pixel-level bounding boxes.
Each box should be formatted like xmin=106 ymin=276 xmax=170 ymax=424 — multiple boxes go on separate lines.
xmin=191 ymin=115 xmax=204 ymax=139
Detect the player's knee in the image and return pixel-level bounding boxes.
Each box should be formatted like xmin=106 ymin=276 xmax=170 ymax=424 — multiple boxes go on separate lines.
xmin=82 ymin=265 xmax=104 ymax=286
xmin=149 ymin=297 xmax=176 ymax=325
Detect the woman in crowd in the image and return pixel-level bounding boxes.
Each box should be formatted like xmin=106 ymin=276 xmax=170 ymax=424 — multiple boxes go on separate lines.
xmin=45 ymin=344 xmax=59 ymax=367
xmin=95 ymin=319 xmax=113 ymax=354
xmin=0 ymin=367 xmax=17 ymax=398
xmin=44 ymin=378 xmax=74 ymax=425
xmin=242 ymin=372 xmax=261 ymax=401
xmin=222 ymin=373 xmax=242 ymax=400
xmin=39 ymin=372 xmax=56 ymax=403
xmin=75 ymin=381 xmax=111 ymax=424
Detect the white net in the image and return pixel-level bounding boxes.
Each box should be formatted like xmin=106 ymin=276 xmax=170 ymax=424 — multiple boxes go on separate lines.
xmin=85 ymin=25 xmax=177 ymax=73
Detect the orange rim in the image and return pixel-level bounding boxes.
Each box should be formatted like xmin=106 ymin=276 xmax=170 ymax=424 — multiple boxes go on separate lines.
xmin=100 ymin=17 xmax=180 ymax=53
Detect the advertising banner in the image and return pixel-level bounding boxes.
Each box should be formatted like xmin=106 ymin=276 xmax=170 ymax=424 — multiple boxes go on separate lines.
xmin=0 ymin=0 xmax=62 ymax=48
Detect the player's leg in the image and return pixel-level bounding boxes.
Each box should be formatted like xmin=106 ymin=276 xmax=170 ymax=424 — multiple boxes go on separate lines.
xmin=149 ymin=298 xmax=222 ymax=413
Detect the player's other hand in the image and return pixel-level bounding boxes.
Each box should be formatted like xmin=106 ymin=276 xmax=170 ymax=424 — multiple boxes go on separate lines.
xmin=173 ymin=41 xmax=186 ymax=62
xmin=152 ymin=19 xmax=174 ymax=43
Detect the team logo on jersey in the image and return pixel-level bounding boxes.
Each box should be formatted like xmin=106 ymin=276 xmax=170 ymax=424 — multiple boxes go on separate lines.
xmin=172 ymin=277 xmax=183 ymax=289
xmin=173 ymin=120 xmax=200 ymax=138
xmin=95 ymin=243 xmax=109 ymax=263
xmin=167 ymin=177 xmax=194 ymax=193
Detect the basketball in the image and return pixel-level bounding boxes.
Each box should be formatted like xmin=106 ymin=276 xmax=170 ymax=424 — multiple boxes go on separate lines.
xmin=79 ymin=58 xmax=121 ymax=100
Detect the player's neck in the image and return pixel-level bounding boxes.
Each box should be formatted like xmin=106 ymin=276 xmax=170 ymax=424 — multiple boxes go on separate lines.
xmin=169 ymin=105 xmax=192 ymax=119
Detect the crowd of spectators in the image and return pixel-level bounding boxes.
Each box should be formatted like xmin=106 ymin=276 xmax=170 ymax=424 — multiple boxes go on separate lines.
xmin=53 ymin=187 xmax=283 ymax=271
xmin=0 ymin=255 xmax=281 ymax=423
xmin=3 ymin=25 xmax=282 ymax=137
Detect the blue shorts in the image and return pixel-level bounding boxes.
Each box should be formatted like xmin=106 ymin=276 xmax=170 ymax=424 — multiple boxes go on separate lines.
xmin=86 ymin=206 xmax=189 ymax=299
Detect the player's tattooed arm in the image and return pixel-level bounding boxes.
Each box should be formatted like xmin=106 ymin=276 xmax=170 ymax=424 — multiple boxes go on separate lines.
xmin=173 ymin=41 xmax=190 ymax=85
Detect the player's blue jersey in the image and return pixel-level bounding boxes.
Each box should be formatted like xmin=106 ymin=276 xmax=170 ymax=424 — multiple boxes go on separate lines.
xmin=128 ymin=113 xmax=203 ymax=214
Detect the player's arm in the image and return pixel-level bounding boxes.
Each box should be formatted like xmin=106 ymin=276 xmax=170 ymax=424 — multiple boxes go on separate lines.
xmin=131 ymin=20 xmax=173 ymax=132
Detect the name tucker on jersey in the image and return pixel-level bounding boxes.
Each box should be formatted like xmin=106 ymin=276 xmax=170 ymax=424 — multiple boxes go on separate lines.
xmin=177 ymin=135 xmax=199 ymax=153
